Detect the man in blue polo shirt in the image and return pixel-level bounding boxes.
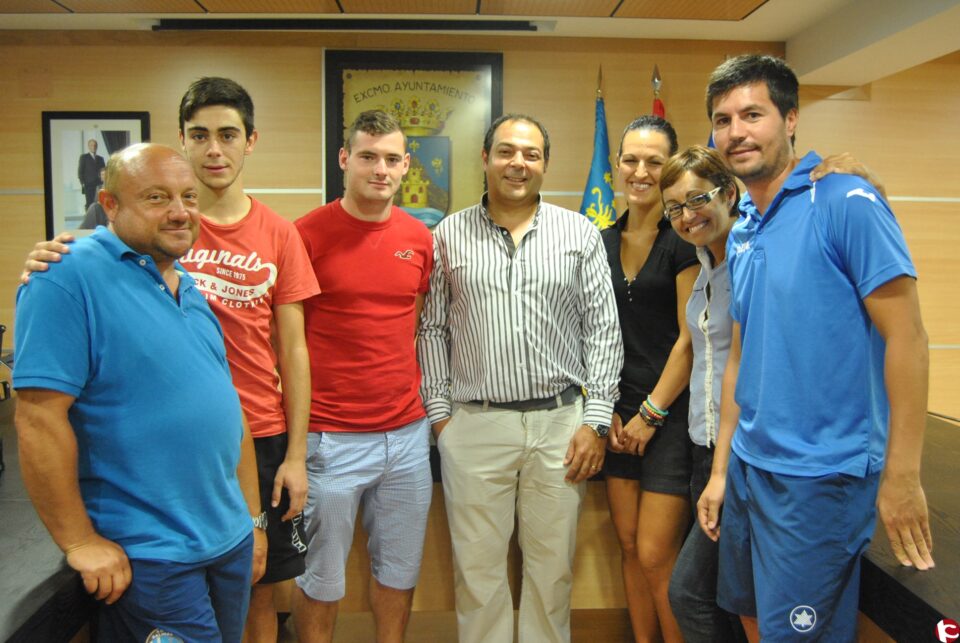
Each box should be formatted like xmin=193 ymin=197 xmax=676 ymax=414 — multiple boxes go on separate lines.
xmin=696 ymin=55 xmax=934 ymax=641
xmin=13 ymin=143 xmax=266 ymax=642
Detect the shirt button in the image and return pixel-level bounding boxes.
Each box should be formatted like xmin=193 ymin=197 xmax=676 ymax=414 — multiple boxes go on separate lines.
xmin=138 ymin=259 xmax=146 ymax=266
xmin=159 ymin=285 xmax=166 ymax=291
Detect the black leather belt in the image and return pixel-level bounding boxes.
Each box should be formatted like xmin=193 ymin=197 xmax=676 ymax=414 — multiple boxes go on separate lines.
xmin=470 ymin=385 xmax=582 ymax=412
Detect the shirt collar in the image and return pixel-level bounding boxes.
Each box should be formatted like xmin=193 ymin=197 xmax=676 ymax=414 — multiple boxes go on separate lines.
xmin=90 ymin=226 xmax=194 ymax=285
xmin=738 ymin=151 xmax=822 ymax=221
xmin=479 ymin=192 xmax=544 ymax=229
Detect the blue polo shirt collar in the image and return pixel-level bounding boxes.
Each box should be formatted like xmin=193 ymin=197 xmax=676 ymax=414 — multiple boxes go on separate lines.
xmin=90 ymin=225 xmax=195 ymax=289
xmin=738 ymin=152 xmax=823 ymax=224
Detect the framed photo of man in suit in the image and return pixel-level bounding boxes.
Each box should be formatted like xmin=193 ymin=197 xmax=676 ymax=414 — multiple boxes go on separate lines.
xmin=41 ymin=111 xmax=150 ymax=239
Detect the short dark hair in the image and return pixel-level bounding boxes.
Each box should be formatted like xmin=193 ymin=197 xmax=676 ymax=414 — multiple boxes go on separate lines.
xmin=344 ymin=110 xmax=405 ymax=152
xmin=483 ymin=113 xmax=551 ymax=162
xmin=179 ymin=77 xmax=255 ymax=138
xmin=706 ymin=54 xmax=799 ymax=121
xmin=660 ymin=145 xmax=740 ymax=218
xmin=617 ymin=115 xmax=679 ymax=158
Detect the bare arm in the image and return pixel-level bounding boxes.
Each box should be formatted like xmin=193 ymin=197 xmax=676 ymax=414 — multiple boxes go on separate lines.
xmin=863 ymin=276 xmax=934 ymax=569
xmin=620 ymin=264 xmax=697 ymax=455
xmin=273 ymin=301 xmax=310 ymax=521
xmin=15 ymin=388 xmax=131 ymax=604
xmin=697 ymin=322 xmax=742 ymax=542
xmin=237 ymin=414 xmax=267 ymax=583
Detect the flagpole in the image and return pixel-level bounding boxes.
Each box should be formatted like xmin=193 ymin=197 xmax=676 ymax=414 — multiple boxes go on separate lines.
xmin=652 ymin=64 xmax=665 ymax=118
xmin=579 ymin=65 xmax=616 ymax=228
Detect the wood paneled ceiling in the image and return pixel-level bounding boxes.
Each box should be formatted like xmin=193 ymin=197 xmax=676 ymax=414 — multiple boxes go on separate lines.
xmin=2 ymin=0 xmax=769 ymax=21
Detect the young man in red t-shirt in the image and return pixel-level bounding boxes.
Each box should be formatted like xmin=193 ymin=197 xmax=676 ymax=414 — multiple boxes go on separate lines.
xmin=291 ymin=111 xmax=433 ymax=643
xmin=176 ymin=78 xmax=320 ymax=642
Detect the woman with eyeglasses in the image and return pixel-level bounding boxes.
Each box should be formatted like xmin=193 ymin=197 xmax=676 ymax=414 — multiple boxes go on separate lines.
xmin=659 ymin=145 xmax=746 ymax=642
xmin=600 ymin=115 xmax=698 ymax=643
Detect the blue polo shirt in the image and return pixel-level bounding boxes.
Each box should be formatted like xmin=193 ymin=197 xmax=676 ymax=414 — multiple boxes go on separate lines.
xmin=14 ymin=227 xmax=251 ymax=563
xmin=727 ymin=152 xmax=916 ymax=477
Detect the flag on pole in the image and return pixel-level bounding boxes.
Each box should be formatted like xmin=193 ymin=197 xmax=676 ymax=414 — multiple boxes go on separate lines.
xmin=652 ymin=65 xmax=665 ymax=117
xmin=580 ymin=67 xmax=616 ymax=229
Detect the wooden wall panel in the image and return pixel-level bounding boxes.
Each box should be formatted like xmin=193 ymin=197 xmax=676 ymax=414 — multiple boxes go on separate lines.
xmin=58 ymin=0 xmax=202 ymax=12
xmin=930 ymin=352 xmax=960 ymax=420
xmin=200 ymin=0 xmax=341 ymax=12
xmin=273 ymin=481 xmax=626 ymax=613
xmin=480 ymin=0 xmax=618 ymax=17
xmin=614 ymin=0 xmax=766 ymax=21
xmin=340 ymin=0 xmax=475 ymax=13
xmin=0 ymin=1 xmax=67 ymax=13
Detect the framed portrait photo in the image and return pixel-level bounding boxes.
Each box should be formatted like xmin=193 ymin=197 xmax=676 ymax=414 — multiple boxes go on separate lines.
xmin=41 ymin=111 xmax=150 ymax=239
xmin=325 ymin=50 xmax=503 ymax=227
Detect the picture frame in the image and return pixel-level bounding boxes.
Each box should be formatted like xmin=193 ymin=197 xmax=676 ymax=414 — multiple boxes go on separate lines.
xmin=324 ymin=50 xmax=503 ymax=227
xmin=42 ymin=111 xmax=150 ymax=239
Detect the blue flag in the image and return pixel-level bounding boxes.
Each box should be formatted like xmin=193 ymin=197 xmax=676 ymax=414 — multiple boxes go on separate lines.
xmin=580 ymin=97 xmax=616 ymax=229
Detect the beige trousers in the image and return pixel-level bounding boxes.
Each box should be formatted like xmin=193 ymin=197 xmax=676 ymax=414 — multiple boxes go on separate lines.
xmin=437 ymin=400 xmax=585 ymax=643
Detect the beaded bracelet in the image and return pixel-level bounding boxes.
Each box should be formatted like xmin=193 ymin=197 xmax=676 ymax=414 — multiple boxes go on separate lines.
xmin=643 ymin=396 xmax=669 ymax=418
xmin=638 ymin=403 xmax=665 ymax=428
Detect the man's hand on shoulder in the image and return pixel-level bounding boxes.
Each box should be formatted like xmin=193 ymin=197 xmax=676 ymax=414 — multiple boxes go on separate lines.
xmin=809 ymin=152 xmax=887 ymax=199
xmin=21 ymin=233 xmax=75 ymax=285
xmin=563 ymin=425 xmax=605 ymax=483
xmin=64 ymin=533 xmax=132 ymax=605
xmin=877 ymin=470 xmax=935 ymax=570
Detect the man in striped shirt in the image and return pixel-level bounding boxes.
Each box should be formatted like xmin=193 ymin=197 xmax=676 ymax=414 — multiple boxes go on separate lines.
xmin=418 ymin=114 xmax=623 ymax=643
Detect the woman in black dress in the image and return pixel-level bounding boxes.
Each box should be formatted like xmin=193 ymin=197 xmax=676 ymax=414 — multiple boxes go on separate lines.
xmin=601 ymin=115 xmax=697 ymax=643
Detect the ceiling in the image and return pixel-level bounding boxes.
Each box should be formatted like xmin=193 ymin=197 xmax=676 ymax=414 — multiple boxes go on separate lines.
xmin=2 ymin=0 xmax=959 ymax=86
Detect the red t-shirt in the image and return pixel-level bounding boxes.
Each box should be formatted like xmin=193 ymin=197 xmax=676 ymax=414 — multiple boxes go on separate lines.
xmin=179 ymin=197 xmax=321 ymax=438
xmin=295 ymin=199 xmax=433 ymax=432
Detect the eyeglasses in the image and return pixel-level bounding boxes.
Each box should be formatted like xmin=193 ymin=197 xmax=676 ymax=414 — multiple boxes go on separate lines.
xmin=662 ymin=186 xmax=723 ymax=221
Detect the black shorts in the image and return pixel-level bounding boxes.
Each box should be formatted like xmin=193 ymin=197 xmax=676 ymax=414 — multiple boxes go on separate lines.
xmin=254 ymin=433 xmax=308 ymax=584
xmin=602 ymin=405 xmax=692 ymax=496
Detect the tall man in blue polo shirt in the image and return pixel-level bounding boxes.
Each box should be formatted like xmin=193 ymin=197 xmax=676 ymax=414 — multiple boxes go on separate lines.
xmin=696 ymin=55 xmax=934 ymax=641
xmin=13 ymin=143 xmax=266 ymax=642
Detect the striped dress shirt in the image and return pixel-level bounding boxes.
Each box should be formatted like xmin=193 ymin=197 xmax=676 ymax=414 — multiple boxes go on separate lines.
xmin=417 ymin=197 xmax=623 ymax=426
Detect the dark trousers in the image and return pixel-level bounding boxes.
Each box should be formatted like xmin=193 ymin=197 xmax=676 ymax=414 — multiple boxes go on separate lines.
xmin=82 ymin=182 xmax=101 ymax=209
xmin=668 ymin=444 xmax=747 ymax=643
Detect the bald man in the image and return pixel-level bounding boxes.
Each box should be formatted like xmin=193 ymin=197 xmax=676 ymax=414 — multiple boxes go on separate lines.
xmin=13 ymin=143 xmax=265 ymax=642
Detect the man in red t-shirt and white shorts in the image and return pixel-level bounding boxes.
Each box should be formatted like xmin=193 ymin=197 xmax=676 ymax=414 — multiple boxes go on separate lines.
xmin=290 ymin=111 xmax=434 ymax=643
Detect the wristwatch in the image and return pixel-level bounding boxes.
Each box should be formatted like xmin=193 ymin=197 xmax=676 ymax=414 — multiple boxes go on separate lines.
xmin=252 ymin=511 xmax=268 ymax=530
xmin=586 ymin=423 xmax=610 ymax=439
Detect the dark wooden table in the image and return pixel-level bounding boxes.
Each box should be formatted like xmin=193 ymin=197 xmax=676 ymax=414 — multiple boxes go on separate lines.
xmin=0 ymin=393 xmax=93 ymax=643
xmin=860 ymin=416 xmax=960 ymax=642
